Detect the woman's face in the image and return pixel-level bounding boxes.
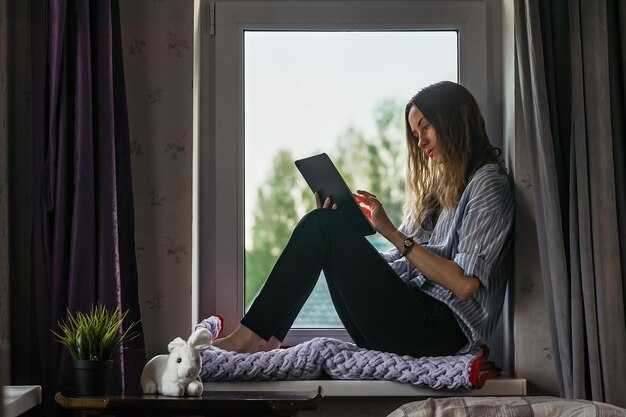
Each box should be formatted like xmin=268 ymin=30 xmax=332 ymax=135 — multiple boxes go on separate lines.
xmin=408 ymin=105 xmax=440 ymax=163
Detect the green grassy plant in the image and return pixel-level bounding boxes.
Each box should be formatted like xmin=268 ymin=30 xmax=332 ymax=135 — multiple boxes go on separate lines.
xmin=52 ymin=304 xmax=140 ymax=361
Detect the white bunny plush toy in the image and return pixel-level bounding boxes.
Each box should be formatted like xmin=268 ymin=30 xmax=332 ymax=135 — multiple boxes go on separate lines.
xmin=140 ymin=328 xmax=213 ymax=397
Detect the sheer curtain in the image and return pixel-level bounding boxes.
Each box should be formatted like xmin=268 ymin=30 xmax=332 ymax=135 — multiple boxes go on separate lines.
xmin=516 ymin=0 xmax=626 ymax=407
xmin=31 ymin=0 xmax=145 ymax=413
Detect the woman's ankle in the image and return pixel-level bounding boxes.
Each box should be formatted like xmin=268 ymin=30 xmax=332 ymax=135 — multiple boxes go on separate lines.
xmin=253 ymin=336 xmax=281 ymax=352
xmin=212 ymin=325 xmax=261 ymax=353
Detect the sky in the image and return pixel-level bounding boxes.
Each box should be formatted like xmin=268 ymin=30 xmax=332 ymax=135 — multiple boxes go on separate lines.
xmin=244 ymin=31 xmax=458 ymax=245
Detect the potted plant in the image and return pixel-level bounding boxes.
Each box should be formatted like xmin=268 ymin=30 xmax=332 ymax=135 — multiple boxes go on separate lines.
xmin=52 ymin=304 xmax=140 ymax=396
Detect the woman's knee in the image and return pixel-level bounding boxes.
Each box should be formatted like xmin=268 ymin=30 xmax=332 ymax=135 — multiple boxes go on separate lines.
xmin=296 ymin=208 xmax=342 ymax=233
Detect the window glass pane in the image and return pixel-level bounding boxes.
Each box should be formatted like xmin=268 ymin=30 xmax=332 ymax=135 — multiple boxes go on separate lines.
xmin=244 ymin=31 xmax=458 ymax=328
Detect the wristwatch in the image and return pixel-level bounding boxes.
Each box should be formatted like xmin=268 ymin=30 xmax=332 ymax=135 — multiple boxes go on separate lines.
xmin=401 ymin=237 xmax=415 ymax=257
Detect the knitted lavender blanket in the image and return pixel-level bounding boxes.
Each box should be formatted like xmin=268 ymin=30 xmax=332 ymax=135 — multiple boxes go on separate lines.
xmin=196 ymin=316 xmax=483 ymax=390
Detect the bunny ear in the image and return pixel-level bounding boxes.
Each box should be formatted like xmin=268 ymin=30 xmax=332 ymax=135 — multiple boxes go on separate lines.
xmin=188 ymin=328 xmax=213 ymax=351
xmin=168 ymin=337 xmax=187 ymax=352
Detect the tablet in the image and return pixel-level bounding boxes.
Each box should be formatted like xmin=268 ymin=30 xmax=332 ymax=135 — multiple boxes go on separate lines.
xmin=295 ymin=153 xmax=376 ymax=236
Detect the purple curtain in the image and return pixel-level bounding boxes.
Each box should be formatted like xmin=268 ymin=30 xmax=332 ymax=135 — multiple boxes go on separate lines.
xmin=31 ymin=0 xmax=145 ymax=410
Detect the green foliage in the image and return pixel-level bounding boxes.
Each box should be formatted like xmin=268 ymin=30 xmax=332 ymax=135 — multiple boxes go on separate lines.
xmin=333 ymin=99 xmax=406 ymax=226
xmin=51 ymin=304 xmax=140 ymax=361
xmin=245 ymin=150 xmax=309 ymax=307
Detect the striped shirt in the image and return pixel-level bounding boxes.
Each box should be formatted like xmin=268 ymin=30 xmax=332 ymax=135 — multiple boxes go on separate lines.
xmin=381 ymin=163 xmax=515 ymax=353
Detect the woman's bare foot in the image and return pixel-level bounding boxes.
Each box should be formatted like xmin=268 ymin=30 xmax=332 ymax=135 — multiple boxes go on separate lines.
xmin=212 ymin=324 xmax=261 ymax=353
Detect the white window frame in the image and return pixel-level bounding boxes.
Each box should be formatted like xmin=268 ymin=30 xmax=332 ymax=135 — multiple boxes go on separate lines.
xmin=193 ymin=1 xmax=490 ymax=345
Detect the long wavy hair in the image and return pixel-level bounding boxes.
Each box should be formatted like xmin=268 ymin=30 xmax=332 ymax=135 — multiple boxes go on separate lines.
xmin=403 ymin=81 xmax=504 ymax=233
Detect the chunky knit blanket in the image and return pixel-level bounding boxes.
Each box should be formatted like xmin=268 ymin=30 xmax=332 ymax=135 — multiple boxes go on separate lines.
xmin=196 ymin=316 xmax=499 ymax=390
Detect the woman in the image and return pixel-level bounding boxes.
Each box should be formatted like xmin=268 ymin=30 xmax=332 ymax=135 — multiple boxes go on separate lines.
xmin=213 ymin=81 xmax=514 ymax=357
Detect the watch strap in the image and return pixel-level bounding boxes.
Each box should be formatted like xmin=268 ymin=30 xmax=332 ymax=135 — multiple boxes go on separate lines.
xmin=401 ymin=237 xmax=414 ymax=257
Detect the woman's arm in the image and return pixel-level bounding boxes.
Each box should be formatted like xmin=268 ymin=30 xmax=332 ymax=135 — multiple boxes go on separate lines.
xmin=355 ymin=190 xmax=480 ymax=301
xmin=385 ymin=229 xmax=480 ymax=301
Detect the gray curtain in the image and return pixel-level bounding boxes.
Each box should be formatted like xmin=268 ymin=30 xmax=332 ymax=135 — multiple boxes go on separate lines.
xmin=516 ymin=0 xmax=626 ymax=407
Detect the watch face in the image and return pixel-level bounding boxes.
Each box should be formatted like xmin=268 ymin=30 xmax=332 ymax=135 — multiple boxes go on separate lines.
xmin=404 ymin=239 xmax=412 ymax=248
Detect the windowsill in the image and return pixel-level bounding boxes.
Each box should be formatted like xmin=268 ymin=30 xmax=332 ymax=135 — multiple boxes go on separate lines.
xmin=203 ymin=376 xmax=527 ymax=397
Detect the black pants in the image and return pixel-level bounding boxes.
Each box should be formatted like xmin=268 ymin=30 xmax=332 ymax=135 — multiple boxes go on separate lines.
xmin=241 ymin=209 xmax=467 ymax=357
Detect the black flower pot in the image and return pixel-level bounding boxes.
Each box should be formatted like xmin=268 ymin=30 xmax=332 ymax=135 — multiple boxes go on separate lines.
xmin=72 ymin=359 xmax=113 ymax=396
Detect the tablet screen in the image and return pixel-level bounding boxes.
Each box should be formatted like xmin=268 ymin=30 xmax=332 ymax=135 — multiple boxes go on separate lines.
xmin=295 ymin=153 xmax=376 ymax=236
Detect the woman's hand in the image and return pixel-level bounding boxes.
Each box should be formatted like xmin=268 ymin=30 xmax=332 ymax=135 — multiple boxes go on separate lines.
xmin=315 ymin=192 xmax=337 ymax=209
xmin=353 ymin=190 xmax=397 ymax=238
xmin=356 ymin=190 xmax=478 ymax=300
